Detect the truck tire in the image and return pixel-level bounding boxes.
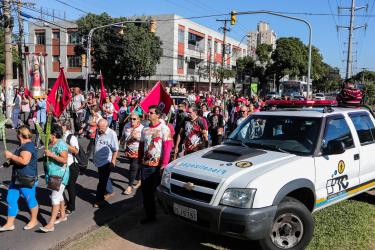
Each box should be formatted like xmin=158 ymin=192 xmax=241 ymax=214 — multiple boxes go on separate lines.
xmin=259 ymin=197 xmax=314 ymax=250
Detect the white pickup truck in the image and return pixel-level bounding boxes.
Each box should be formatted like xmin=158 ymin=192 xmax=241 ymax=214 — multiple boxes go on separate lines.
xmin=157 ymin=102 xmax=375 ymax=250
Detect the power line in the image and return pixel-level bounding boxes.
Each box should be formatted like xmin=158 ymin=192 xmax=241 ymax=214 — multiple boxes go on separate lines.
xmin=54 ymin=0 xmax=89 ymax=15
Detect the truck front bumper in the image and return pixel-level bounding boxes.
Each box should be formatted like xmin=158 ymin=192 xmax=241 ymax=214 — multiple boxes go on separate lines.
xmin=157 ymin=186 xmax=277 ymax=241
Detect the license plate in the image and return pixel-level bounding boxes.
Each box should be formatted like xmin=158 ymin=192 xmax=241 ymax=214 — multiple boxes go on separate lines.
xmin=173 ymin=203 xmax=197 ymax=221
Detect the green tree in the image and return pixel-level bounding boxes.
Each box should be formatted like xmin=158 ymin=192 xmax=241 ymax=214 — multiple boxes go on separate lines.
xmin=212 ymin=65 xmax=235 ymax=86
xmin=236 ymin=56 xmax=255 ymax=82
xmin=270 ymin=37 xmax=326 ymax=93
xmin=271 ymin=37 xmax=307 ymax=82
xmin=254 ymin=44 xmax=273 ymax=94
xmin=75 ymin=13 xmax=162 ymax=87
xmin=352 ymin=70 xmax=375 ymax=83
xmin=313 ymin=64 xmax=341 ymax=92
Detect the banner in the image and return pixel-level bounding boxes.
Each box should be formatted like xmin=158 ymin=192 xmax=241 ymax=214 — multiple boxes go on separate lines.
xmin=99 ymin=72 xmax=107 ymax=108
xmin=47 ymin=68 xmax=72 ymax=118
xmin=140 ymin=81 xmax=173 ymax=114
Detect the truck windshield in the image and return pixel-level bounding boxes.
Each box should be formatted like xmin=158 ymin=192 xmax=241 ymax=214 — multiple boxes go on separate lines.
xmin=228 ymin=115 xmax=322 ymax=155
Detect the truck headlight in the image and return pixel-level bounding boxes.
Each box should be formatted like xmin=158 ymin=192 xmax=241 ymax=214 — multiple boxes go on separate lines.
xmin=161 ymin=167 xmax=172 ymax=189
xmin=220 ymin=188 xmax=257 ymax=208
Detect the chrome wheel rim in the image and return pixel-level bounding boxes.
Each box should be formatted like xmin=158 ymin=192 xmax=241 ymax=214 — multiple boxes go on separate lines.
xmin=270 ymin=213 xmax=304 ymax=249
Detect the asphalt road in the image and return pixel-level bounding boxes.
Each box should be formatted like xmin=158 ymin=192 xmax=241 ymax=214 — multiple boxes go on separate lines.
xmin=0 ymin=127 xmax=140 ymax=250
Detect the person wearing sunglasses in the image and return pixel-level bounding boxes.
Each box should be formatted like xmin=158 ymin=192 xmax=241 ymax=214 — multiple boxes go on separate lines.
xmin=121 ymin=113 xmax=144 ymax=195
xmin=236 ymin=106 xmax=250 ymax=127
xmin=138 ymin=105 xmax=173 ymax=224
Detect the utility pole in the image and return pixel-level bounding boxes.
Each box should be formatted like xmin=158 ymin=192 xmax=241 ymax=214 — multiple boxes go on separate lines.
xmin=216 ymin=19 xmax=230 ymax=94
xmin=338 ymin=0 xmax=367 ymax=80
xmin=208 ymin=47 xmax=212 ymax=92
xmin=3 ymin=0 xmax=14 ymax=119
xmin=17 ymin=0 xmax=24 ymax=90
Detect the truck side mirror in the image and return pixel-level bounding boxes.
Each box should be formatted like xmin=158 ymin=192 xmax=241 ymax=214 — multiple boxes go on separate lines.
xmin=325 ymin=140 xmax=345 ymax=155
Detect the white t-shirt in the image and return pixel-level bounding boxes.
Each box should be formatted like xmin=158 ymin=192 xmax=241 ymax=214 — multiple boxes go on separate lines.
xmin=63 ymin=131 xmax=79 ymax=167
xmin=237 ymin=117 xmax=247 ymax=127
xmin=72 ymin=94 xmax=85 ymax=113
xmin=103 ymin=103 xmax=114 ymax=118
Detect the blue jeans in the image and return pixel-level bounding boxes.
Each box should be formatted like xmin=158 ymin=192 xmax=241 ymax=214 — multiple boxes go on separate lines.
xmin=12 ymin=108 xmax=20 ymax=129
xmin=7 ymin=181 xmax=38 ymax=216
xmin=106 ymin=116 xmax=113 ymax=128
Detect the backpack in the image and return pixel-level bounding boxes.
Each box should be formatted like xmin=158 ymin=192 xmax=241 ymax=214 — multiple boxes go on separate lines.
xmin=67 ymin=134 xmax=89 ymax=171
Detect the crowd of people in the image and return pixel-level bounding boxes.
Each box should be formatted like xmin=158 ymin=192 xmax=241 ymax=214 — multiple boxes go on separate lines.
xmin=1 ymin=78 xmax=371 ymax=234
xmin=0 ymin=85 xmax=267 ymax=233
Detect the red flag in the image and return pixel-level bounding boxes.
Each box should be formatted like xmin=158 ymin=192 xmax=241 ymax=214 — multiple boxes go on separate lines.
xmin=99 ymin=73 xmax=107 ymax=108
xmin=47 ymin=68 xmax=72 ymax=118
xmin=24 ymin=79 xmax=32 ymax=98
xmin=140 ymin=81 xmax=173 ymax=114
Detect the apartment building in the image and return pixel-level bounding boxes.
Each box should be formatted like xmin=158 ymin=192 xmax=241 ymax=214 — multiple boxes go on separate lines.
xmin=27 ymin=20 xmax=84 ymax=87
xmin=247 ymin=21 xmax=277 ymax=59
xmin=27 ymin=15 xmax=247 ymax=92
xmin=150 ymin=14 xmax=247 ymax=91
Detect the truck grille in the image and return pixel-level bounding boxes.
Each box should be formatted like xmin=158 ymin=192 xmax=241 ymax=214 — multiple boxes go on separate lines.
xmin=170 ymin=173 xmax=220 ymax=203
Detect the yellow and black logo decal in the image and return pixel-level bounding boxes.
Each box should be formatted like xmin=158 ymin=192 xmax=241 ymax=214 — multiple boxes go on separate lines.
xmin=338 ymin=160 xmax=345 ymax=174
xmin=235 ymin=161 xmax=253 ymax=168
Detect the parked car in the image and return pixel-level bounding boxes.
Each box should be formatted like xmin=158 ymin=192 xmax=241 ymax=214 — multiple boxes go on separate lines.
xmin=265 ymin=91 xmax=281 ymax=100
xmin=313 ymin=93 xmax=326 ymax=100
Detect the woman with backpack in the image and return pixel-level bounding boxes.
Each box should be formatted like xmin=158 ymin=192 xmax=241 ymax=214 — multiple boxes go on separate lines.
xmin=62 ymin=121 xmax=79 ymax=215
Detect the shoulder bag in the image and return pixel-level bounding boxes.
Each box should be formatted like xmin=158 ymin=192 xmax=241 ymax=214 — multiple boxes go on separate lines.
xmin=47 ymin=167 xmax=67 ymax=191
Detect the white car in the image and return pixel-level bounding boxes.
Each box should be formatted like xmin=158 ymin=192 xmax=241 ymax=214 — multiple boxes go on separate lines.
xmin=314 ymin=93 xmax=326 ymax=100
xmin=157 ymin=101 xmax=375 ymax=250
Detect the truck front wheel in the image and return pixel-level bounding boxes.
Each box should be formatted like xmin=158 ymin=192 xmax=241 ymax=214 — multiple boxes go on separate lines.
xmin=259 ymin=197 xmax=314 ymax=250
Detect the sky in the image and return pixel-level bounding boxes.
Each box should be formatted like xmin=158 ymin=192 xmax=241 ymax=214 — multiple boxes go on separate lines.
xmin=25 ymin=0 xmax=375 ymax=75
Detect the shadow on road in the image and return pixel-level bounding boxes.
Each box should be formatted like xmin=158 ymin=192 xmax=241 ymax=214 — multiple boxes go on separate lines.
xmin=91 ymin=190 xmax=261 ymax=250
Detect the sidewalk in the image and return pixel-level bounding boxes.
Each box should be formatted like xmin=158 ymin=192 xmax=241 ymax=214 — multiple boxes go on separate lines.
xmin=63 ymin=205 xmax=250 ymax=250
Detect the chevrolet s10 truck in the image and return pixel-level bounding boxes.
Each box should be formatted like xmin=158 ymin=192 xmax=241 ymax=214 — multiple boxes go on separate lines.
xmin=157 ymin=100 xmax=375 ymax=250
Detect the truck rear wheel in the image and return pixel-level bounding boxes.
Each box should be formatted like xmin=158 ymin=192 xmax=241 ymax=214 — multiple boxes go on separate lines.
xmin=259 ymin=197 xmax=314 ymax=250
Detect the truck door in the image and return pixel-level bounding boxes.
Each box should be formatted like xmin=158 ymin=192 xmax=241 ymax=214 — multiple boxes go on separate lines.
xmin=314 ymin=115 xmax=360 ymax=209
xmin=348 ymin=111 xmax=375 ymax=184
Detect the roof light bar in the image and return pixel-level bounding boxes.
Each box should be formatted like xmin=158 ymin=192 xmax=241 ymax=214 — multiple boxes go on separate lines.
xmin=265 ymin=99 xmax=337 ymax=108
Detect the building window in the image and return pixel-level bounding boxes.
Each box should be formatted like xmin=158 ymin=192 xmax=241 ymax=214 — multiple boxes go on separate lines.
xmin=52 ymin=31 xmax=60 ymax=40
xmin=214 ymin=41 xmax=218 ymax=53
xmin=36 ymin=32 xmax=45 ymax=45
xmin=178 ymin=29 xmax=184 ymax=43
xmin=53 ymin=56 xmax=60 ymax=62
xmin=188 ymin=32 xmax=197 ymax=46
xmin=68 ymin=31 xmax=79 ymax=45
xmin=177 ymin=55 xmax=184 ymax=69
xmin=68 ymin=55 xmax=81 ymax=68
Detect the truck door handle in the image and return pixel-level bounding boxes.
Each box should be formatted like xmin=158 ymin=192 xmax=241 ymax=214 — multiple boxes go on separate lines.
xmin=354 ymin=154 xmax=360 ymax=160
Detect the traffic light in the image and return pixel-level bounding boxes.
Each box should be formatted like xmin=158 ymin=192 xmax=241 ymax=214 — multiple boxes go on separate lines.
xmin=230 ymin=10 xmax=236 ymax=25
xmin=149 ymin=19 xmax=157 ymax=33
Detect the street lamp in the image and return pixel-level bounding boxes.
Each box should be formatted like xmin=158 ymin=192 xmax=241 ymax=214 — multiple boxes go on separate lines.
xmin=237 ymin=11 xmax=313 ymax=99
xmin=85 ymin=19 xmax=153 ymax=94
